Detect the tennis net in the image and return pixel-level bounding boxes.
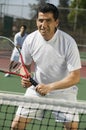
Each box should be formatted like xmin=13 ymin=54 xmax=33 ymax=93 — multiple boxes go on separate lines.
xmin=0 ymin=92 xmax=86 ymax=130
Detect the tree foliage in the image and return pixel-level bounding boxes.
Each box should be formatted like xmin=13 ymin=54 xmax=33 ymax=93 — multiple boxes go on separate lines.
xmin=58 ymin=0 xmax=70 ymax=29
xmin=29 ymin=0 xmax=47 ymax=19
xmin=59 ymin=0 xmax=69 ymax=7
xmin=68 ymin=0 xmax=86 ymax=30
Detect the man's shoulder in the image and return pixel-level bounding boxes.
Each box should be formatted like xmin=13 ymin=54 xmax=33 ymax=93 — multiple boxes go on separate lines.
xmin=14 ymin=32 xmax=21 ymax=38
xmin=29 ymin=30 xmax=39 ymax=36
xmin=57 ymin=29 xmax=75 ymax=41
xmin=26 ymin=30 xmax=39 ymax=39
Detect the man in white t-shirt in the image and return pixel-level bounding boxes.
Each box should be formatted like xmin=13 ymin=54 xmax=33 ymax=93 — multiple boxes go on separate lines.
xmin=11 ymin=3 xmax=81 ymax=130
xmin=5 ymin=25 xmax=27 ymax=77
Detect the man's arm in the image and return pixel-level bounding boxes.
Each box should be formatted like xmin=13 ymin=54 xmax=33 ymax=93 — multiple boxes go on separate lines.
xmin=36 ymin=69 xmax=80 ymax=95
xmin=50 ymin=69 xmax=80 ymax=90
xmin=20 ymin=64 xmax=34 ymax=88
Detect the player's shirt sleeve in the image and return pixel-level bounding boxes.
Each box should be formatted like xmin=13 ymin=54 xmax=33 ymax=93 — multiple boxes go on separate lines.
xmin=21 ymin=38 xmax=33 ymax=65
xmin=66 ymin=39 xmax=81 ymax=72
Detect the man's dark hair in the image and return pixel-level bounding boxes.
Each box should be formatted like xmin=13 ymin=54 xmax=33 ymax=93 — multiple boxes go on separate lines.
xmin=37 ymin=3 xmax=59 ymax=20
xmin=20 ymin=25 xmax=27 ymax=30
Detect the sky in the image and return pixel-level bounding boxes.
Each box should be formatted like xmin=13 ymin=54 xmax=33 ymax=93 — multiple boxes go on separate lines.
xmin=0 ymin=0 xmax=59 ymax=19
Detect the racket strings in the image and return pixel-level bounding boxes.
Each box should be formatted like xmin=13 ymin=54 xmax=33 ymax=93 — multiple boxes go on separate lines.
xmin=0 ymin=36 xmax=38 ymax=86
xmin=19 ymin=50 xmax=31 ymax=78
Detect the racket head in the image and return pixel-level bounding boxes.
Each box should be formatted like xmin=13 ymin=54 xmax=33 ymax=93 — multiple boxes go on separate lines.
xmin=0 ymin=36 xmax=21 ymax=76
xmin=0 ymin=36 xmax=13 ymax=69
xmin=0 ymin=36 xmax=38 ymax=86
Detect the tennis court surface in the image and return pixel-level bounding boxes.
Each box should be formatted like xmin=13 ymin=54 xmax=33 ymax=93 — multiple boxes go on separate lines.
xmin=0 ymin=38 xmax=86 ymax=129
xmin=0 ymin=70 xmax=86 ymax=129
xmin=0 ymin=92 xmax=86 ymax=130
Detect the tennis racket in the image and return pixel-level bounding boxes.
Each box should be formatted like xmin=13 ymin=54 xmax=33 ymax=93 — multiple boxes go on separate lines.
xmin=0 ymin=36 xmax=38 ymax=86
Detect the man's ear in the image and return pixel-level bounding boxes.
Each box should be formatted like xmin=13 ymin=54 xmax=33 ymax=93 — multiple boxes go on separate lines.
xmin=55 ymin=19 xmax=59 ymax=28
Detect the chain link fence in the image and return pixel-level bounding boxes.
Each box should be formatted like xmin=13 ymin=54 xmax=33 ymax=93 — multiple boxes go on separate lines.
xmin=0 ymin=3 xmax=86 ymax=46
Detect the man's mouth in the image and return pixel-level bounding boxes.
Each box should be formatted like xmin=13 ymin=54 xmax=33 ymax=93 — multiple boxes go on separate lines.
xmin=40 ymin=29 xmax=47 ymax=33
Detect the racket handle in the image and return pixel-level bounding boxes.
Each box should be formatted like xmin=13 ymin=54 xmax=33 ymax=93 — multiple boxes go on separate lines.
xmin=30 ymin=77 xmax=38 ymax=86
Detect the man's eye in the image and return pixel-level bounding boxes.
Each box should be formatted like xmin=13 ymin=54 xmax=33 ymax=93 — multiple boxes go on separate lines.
xmin=46 ymin=19 xmax=51 ymax=22
xmin=38 ymin=19 xmax=52 ymax=23
xmin=38 ymin=19 xmax=43 ymax=23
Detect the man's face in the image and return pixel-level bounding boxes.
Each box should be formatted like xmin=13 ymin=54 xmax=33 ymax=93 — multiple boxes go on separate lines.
xmin=36 ymin=12 xmax=59 ymax=41
xmin=20 ymin=26 xmax=26 ymax=36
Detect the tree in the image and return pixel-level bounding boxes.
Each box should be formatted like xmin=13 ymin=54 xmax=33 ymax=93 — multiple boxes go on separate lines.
xmin=68 ymin=0 xmax=86 ymax=31
xmin=58 ymin=0 xmax=70 ymax=29
xmin=29 ymin=0 xmax=47 ymax=19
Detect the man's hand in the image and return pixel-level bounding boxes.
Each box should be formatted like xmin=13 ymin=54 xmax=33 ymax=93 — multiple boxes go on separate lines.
xmin=36 ymin=84 xmax=53 ymax=96
xmin=21 ymin=78 xmax=32 ymax=88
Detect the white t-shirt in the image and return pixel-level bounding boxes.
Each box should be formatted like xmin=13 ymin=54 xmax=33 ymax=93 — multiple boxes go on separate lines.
xmin=21 ymin=29 xmax=81 ymax=98
xmin=14 ymin=32 xmax=27 ymax=47
xmin=11 ymin=32 xmax=27 ymax=61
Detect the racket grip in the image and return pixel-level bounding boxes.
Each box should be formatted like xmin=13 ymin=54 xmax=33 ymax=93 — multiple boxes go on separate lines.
xmin=30 ymin=77 xmax=38 ymax=86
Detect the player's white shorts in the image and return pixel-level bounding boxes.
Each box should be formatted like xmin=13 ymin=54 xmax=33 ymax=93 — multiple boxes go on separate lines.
xmin=16 ymin=85 xmax=79 ymax=122
xmin=11 ymin=47 xmax=19 ymax=62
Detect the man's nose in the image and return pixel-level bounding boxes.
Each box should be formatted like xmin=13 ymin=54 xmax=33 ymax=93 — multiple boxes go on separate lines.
xmin=41 ymin=20 xmax=48 ymax=27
